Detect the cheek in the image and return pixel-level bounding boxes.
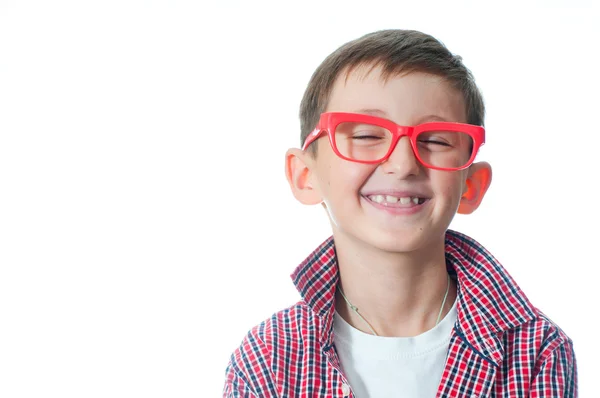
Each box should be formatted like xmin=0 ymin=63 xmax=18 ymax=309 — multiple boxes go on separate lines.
xmin=320 ymin=160 xmax=373 ymax=196
xmin=430 ymin=173 xmax=464 ymax=203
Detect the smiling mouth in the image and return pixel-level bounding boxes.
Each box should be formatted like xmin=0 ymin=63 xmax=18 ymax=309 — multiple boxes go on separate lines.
xmin=365 ymin=194 xmax=428 ymax=206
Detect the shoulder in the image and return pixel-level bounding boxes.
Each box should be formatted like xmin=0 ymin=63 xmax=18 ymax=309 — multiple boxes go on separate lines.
xmin=225 ymin=300 xmax=319 ymax=378
xmin=224 ymin=300 xmax=336 ymax=396
xmin=500 ymin=308 xmax=578 ymax=395
xmin=236 ymin=300 xmax=318 ymax=350
xmin=525 ymin=308 xmax=575 ymax=357
xmin=504 ymin=306 xmax=575 ymax=367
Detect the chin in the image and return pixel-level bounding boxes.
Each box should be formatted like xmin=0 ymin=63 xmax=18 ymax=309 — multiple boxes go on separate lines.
xmin=359 ymin=227 xmax=433 ymax=254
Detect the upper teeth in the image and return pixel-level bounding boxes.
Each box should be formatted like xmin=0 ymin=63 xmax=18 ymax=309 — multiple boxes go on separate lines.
xmin=368 ymin=195 xmax=421 ymax=205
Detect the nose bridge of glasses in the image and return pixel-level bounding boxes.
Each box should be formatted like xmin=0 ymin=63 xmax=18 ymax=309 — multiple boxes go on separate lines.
xmin=387 ymin=126 xmax=419 ymax=165
xmin=395 ymin=124 xmax=414 ymax=137
xmin=389 ymin=124 xmax=416 ymax=152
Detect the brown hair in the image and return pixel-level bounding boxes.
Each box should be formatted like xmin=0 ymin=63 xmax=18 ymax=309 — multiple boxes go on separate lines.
xmin=299 ymin=29 xmax=485 ymax=155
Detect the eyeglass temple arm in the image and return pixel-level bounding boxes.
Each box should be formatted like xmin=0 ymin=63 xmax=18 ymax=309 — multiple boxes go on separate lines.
xmin=302 ymin=128 xmax=322 ymax=150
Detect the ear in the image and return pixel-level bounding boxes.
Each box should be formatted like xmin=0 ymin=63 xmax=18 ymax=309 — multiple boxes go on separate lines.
xmin=457 ymin=161 xmax=492 ymax=215
xmin=285 ymin=148 xmax=323 ymax=205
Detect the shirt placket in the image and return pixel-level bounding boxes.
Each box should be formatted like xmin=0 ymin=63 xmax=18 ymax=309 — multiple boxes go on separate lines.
xmin=324 ymin=343 xmax=355 ymax=398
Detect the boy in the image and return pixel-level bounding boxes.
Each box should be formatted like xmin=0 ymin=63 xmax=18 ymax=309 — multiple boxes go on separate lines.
xmin=223 ymin=30 xmax=577 ymax=397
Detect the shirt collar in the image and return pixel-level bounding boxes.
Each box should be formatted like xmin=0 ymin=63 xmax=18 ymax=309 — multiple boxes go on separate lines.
xmin=290 ymin=229 xmax=537 ymax=365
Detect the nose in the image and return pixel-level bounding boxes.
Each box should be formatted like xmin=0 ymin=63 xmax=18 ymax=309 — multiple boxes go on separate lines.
xmin=379 ymin=136 xmax=421 ymax=177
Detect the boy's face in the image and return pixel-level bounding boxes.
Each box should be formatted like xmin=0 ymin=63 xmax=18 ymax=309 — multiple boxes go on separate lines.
xmin=291 ymin=65 xmax=489 ymax=253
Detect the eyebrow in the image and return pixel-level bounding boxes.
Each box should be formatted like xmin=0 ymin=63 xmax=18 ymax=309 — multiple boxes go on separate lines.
xmin=415 ymin=114 xmax=450 ymax=124
xmin=354 ymin=108 xmax=390 ymax=118
xmin=354 ymin=109 xmax=449 ymax=124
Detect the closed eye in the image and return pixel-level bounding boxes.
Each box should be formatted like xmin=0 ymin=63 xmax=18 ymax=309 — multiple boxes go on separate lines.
xmin=353 ymin=135 xmax=384 ymax=140
xmin=418 ymin=139 xmax=451 ymax=147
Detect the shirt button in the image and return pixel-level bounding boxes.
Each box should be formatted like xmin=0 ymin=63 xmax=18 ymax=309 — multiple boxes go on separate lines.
xmin=341 ymin=383 xmax=350 ymax=396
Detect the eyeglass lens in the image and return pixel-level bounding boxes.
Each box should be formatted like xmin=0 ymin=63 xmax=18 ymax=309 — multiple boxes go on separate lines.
xmin=333 ymin=122 xmax=473 ymax=168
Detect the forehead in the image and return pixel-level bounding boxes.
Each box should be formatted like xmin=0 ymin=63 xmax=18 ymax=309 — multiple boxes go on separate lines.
xmin=325 ymin=64 xmax=467 ymax=124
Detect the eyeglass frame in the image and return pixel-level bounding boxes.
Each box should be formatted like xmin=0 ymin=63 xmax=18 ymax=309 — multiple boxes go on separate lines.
xmin=302 ymin=112 xmax=486 ymax=171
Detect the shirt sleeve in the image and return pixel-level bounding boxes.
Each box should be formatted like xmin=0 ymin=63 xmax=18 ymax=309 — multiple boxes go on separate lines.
xmin=529 ymin=340 xmax=578 ymax=397
xmin=222 ymin=361 xmax=259 ymax=398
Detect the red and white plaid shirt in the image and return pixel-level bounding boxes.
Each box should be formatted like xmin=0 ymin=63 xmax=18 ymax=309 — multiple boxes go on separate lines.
xmin=223 ymin=230 xmax=577 ymax=397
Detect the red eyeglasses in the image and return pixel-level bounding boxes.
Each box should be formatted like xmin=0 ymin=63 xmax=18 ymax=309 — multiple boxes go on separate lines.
xmin=302 ymin=112 xmax=485 ymax=171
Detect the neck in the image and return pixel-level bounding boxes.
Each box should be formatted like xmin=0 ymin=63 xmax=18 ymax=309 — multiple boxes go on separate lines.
xmin=333 ymin=232 xmax=457 ymax=337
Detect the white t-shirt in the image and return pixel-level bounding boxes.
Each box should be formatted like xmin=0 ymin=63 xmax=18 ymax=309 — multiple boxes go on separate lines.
xmin=333 ymin=299 xmax=458 ymax=398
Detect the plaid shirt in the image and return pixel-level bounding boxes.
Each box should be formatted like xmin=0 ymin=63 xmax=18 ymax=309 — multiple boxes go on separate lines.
xmin=223 ymin=230 xmax=577 ymax=397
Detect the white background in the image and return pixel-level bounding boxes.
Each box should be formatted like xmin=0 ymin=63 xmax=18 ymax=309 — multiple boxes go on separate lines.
xmin=0 ymin=0 xmax=597 ymax=396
